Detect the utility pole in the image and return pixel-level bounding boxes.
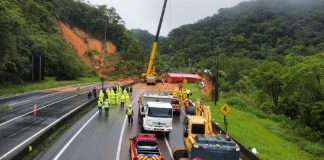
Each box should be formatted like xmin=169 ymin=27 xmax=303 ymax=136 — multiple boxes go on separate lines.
xmin=214 ymin=54 xmax=219 ymax=105
xmin=189 ymin=58 xmax=191 ymax=71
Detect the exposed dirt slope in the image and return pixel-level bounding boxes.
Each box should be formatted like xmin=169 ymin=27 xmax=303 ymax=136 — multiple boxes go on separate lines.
xmin=58 ymin=21 xmax=118 ymax=77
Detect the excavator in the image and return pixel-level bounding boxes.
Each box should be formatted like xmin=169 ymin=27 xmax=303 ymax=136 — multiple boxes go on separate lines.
xmin=142 ymin=0 xmax=168 ymax=85
xmin=173 ymin=100 xmax=240 ymax=160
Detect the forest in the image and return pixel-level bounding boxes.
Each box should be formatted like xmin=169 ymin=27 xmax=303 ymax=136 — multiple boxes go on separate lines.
xmin=138 ymin=0 xmax=324 ymax=145
xmin=0 ymin=0 xmax=145 ymax=84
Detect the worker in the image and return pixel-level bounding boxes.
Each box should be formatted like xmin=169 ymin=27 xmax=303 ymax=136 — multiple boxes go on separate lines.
xmin=116 ymin=89 xmax=120 ymax=105
xmin=186 ymin=89 xmax=191 ymax=98
xmin=76 ymin=84 xmax=80 ymax=96
xmin=125 ymin=92 xmax=130 ymax=106
xmin=97 ymin=98 xmax=103 ymax=115
xmin=99 ymin=90 xmax=104 ymax=102
xmin=87 ymin=91 xmax=92 ymax=98
xmin=126 ymin=105 xmax=134 ymax=125
xmin=118 ymin=85 xmax=122 ymax=94
xmin=184 ymin=98 xmax=190 ymax=112
xmin=112 ymin=91 xmax=116 ymax=105
xmin=109 ymin=88 xmax=114 ymax=104
xmin=92 ymin=87 xmax=97 ymax=98
xmin=120 ymin=93 xmax=126 ymax=108
xmin=129 ymin=86 xmax=133 ymax=96
xmin=103 ymin=99 xmax=109 ymax=116
xmin=106 ymin=88 xmax=110 ymax=100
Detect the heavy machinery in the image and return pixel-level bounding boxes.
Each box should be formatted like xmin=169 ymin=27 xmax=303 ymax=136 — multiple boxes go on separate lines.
xmin=173 ymin=100 xmax=240 ymax=160
xmin=142 ymin=0 xmax=168 ymax=85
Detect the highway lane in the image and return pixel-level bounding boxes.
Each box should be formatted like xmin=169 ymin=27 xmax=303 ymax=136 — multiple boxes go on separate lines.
xmin=0 ymin=94 xmax=93 ymax=158
xmin=35 ymin=90 xmax=140 ymax=160
xmin=36 ymin=89 xmax=186 ymax=160
xmin=0 ymin=82 xmax=124 ymax=159
xmin=0 ymin=83 xmax=102 ymax=125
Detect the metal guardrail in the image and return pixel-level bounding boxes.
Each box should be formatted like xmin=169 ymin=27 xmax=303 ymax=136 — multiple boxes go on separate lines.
xmin=212 ymin=122 xmax=260 ymax=160
xmin=8 ymin=82 xmax=138 ymax=160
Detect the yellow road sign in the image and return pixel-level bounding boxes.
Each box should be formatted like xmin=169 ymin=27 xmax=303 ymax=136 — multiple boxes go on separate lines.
xmin=220 ymin=103 xmax=231 ymax=115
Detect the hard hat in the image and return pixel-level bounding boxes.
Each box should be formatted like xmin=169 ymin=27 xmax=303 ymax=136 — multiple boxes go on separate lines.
xmin=128 ymin=105 xmax=131 ymax=107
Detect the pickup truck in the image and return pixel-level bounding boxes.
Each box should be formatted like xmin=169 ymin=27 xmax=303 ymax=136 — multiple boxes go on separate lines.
xmin=129 ymin=134 xmax=165 ymax=160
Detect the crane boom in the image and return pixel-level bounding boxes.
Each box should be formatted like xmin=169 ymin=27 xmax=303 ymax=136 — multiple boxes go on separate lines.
xmin=144 ymin=0 xmax=168 ymax=84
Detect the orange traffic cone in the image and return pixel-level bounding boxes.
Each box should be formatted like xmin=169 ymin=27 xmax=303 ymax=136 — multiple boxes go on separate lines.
xmin=33 ymin=104 xmax=37 ymax=116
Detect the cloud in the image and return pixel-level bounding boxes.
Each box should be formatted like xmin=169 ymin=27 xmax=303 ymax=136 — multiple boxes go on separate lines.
xmin=89 ymin=0 xmax=246 ymax=36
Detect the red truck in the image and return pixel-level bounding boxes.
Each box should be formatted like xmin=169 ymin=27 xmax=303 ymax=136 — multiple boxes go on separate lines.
xmin=129 ymin=134 xmax=165 ymax=160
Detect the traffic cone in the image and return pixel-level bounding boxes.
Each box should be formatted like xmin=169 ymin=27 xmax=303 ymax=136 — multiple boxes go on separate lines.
xmin=33 ymin=104 xmax=37 ymax=116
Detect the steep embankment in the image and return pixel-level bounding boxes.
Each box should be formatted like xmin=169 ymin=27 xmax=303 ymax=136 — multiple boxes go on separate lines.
xmin=59 ymin=21 xmax=118 ymax=76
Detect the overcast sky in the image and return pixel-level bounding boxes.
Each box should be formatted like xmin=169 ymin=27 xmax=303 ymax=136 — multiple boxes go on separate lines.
xmin=88 ymin=0 xmax=246 ymax=36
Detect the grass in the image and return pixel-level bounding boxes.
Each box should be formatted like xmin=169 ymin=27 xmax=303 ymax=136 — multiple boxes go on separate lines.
xmin=187 ymin=83 xmax=322 ymax=160
xmin=0 ymin=105 xmax=13 ymax=112
xmin=0 ymin=76 xmax=99 ymax=96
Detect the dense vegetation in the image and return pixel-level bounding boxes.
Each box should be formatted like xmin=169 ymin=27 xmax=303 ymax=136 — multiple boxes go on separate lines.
xmin=53 ymin=0 xmax=146 ymax=76
xmin=0 ymin=0 xmax=145 ymax=85
xmin=130 ymin=0 xmax=324 ymax=156
xmin=0 ymin=0 xmax=91 ymax=84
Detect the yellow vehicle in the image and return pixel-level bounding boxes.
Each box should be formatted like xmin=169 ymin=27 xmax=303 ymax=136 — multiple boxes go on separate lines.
xmin=142 ymin=0 xmax=168 ymax=85
xmin=173 ymin=100 xmax=240 ymax=160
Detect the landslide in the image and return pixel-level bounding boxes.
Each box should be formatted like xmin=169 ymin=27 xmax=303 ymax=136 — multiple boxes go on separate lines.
xmin=58 ymin=21 xmax=118 ymax=77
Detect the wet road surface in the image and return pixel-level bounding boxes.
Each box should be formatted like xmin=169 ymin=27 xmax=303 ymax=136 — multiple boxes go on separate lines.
xmin=36 ymin=90 xmax=186 ymax=160
xmin=0 ymin=82 xmax=113 ymax=159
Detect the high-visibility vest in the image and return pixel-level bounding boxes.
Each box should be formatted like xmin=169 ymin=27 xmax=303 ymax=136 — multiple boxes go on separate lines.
xmin=121 ymin=95 xmax=125 ymax=102
xmin=98 ymin=100 xmax=102 ymax=106
xmin=104 ymin=101 xmax=109 ymax=108
xmin=99 ymin=92 xmax=104 ymax=99
xmin=127 ymin=108 xmax=133 ymax=115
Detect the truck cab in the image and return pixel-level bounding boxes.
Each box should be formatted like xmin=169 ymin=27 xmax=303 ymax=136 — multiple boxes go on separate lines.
xmin=129 ymin=134 xmax=165 ymax=160
xmin=142 ymin=102 xmax=173 ymax=135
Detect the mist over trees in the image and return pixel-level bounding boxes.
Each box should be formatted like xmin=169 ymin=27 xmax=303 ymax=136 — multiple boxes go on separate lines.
xmin=145 ymin=0 xmax=324 ymax=143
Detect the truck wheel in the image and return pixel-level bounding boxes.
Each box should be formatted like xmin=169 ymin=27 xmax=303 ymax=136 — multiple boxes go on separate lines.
xmin=141 ymin=126 xmax=145 ymax=133
xmin=165 ymin=132 xmax=170 ymax=137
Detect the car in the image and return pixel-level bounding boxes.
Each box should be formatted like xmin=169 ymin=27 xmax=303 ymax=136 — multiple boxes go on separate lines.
xmin=129 ymin=134 xmax=165 ymax=160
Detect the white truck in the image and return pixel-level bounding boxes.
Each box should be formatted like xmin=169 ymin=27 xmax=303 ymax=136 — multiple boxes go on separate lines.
xmin=138 ymin=93 xmax=173 ymax=136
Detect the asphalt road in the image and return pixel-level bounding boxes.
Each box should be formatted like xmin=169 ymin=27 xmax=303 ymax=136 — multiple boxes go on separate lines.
xmin=35 ymin=89 xmax=186 ymax=160
xmin=0 ymin=82 xmax=109 ymax=159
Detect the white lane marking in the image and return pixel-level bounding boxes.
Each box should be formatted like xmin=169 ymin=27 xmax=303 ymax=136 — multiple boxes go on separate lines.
xmin=0 ymin=91 xmax=88 ymax=127
xmin=53 ymin=111 xmax=98 ymax=160
xmin=115 ymin=93 xmax=140 ymax=160
xmin=0 ymin=100 xmax=91 ymax=160
xmin=8 ymin=92 xmax=61 ymax=106
xmin=164 ymin=137 xmax=174 ymax=159
xmin=116 ymin=115 xmax=127 ymax=160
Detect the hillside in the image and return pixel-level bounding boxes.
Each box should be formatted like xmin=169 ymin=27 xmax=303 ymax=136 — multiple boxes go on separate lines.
xmin=160 ymin=0 xmax=324 ymax=64
xmin=144 ymin=0 xmax=323 ymax=157
xmin=0 ymin=0 xmax=145 ymax=84
xmin=130 ymin=29 xmax=155 ymax=52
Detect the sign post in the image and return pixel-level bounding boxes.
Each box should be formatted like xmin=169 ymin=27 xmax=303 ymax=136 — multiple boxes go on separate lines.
xmin=220 ymin=102 xmax=231 ymax=132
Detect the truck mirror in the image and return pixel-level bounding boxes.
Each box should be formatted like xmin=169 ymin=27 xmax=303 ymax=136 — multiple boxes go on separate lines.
xmin=184 ymin=131 xmax=189 ymax=138
xmin=184 ymin=127 xmax=189 ymax=138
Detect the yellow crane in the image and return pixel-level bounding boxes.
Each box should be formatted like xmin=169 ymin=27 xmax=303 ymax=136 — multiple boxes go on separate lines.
xmin=142 ymin=0 xmax=168 ymax=85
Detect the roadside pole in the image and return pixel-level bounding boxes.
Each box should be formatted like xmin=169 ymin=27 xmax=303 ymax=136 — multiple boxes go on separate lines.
xmin=220 ymin=102 xmax=231 ymax=132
